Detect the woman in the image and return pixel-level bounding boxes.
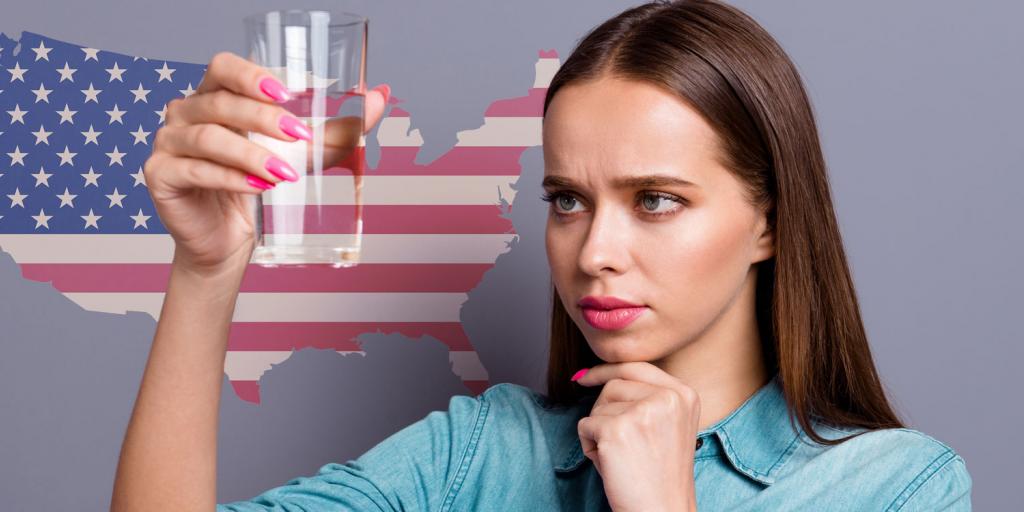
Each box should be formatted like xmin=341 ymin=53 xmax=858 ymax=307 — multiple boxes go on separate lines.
xmin=111 ymin=0 xmax=972 ymax=510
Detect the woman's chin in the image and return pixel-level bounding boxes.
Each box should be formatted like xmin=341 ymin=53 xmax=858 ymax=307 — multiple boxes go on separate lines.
xmin=585 ymin=337 xmax=659 ymax=363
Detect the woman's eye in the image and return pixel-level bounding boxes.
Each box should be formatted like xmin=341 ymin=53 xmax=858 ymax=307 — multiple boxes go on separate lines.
xmin=540 ymin=191 xmax=584 ymax=214
xmin=638 ymin=192 xmax=685 ymax=217
xmin=557 ymin=194 xmax=582 ymax=212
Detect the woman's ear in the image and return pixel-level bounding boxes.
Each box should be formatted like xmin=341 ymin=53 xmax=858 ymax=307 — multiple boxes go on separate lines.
xmin=752 ymin=212 xmax=775 ymax=263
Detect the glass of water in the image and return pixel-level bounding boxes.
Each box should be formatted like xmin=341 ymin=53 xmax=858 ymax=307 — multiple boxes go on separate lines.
xmin=243 ymin=9 xmax=368 ymax=267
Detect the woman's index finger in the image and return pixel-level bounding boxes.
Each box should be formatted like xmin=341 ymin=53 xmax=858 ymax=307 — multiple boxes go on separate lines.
xmin=195 ymin=51 xmax=291 ymax=104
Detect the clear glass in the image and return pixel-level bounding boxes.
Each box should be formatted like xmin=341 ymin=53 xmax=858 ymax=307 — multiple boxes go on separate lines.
xmin=243 ymin=9 xmax=368 ymax=267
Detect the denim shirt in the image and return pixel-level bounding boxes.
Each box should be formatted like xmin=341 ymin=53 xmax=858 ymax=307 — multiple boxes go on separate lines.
xmin=217 ymin=373 xmax=972 ymax=511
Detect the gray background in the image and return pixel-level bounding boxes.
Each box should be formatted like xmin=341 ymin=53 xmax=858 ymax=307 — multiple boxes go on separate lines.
xmin=0 ymin=0 xmax=1019 ymax=509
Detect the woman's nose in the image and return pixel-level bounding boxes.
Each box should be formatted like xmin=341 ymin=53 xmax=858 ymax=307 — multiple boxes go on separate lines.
xmin=576 ymin=208 xmax=632 ymax=276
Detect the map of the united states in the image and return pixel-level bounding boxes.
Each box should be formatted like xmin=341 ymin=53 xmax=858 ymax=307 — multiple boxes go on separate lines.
xmin=0 ymin=30 xmax=557 ymax=401
xmin=0 ymin=30 xmax=560 ymax=505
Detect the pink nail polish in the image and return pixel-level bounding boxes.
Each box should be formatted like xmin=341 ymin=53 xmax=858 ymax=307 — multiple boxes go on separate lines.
xmin=570 ymin=368 xmax=589 ymax=382
xmin=375 ymin=83 xmax=391 ymax=104
xmin=247 ymin=175 xmax=275 ymax=190
xmin=265 ymin=155 xmax=298 ymax=182
xmin=279 ymin=115 xmax=312 ymax=141
xmin=259 ymin=77 xmax=291 ymax=103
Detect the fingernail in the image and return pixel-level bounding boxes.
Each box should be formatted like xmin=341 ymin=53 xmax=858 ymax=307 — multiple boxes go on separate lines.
xmin=247 ymin=175 xmax=275 ymax=190
xmin=265 ymin=155 xmax=299 ymax=182
xmin=279 ymin=114 xmax=312 ymax=141
xmin=570 ymin=368 xmax=589 ymax=382
xmin=259 ymin=77 xmax=291 ymax=103
xmin=375 ymin=83 xmax=391 ymax=104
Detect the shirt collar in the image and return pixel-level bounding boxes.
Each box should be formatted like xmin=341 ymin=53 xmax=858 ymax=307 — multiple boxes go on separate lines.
xmin=553 ymin=372 xmax=801 ymax=486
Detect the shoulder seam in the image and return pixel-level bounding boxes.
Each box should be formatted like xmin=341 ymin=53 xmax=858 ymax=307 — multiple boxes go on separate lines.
xmin=438 ymin=394 xmax=490 ymax=512
xmin=885 ymin=448 xmax=958 ymax=511
xmin=889 ymin=427 xmax=957 ymax=453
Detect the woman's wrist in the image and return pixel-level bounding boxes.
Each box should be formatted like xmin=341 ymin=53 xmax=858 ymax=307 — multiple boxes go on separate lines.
xmin=171 ymin=246 xmax=252 ymax=282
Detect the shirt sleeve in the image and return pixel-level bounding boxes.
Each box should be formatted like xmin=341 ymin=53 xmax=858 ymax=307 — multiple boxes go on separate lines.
xmin=892 ymin=452 xmax=973 ymax=511
xmin=216 ymin=391 xmax=488 ymax=512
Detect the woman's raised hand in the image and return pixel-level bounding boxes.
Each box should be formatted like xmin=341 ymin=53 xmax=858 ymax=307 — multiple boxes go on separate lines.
xmin=144 ymin=51 xmax=389 ymax=276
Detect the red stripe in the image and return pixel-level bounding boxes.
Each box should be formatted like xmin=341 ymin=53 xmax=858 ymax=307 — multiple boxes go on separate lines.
xmin=230 ymin=381 xmax=262 ymax=404
xmin=539 ymin=49 xmax=558 ymax=58
xmin=21 ymin=263 xmax=495 ymax=293
xmin=227 ymin=321 xmax=473 ymax=350
xmin=484 ymin=88 xmax=547 ymax=117
xmin=464 ymin=379 xmax=491 ymax=396
xmin=322 ymin=146 xmax=530 ymax=175
xmin=230 ymin=378 xmax=491 ymax=404
xmin=261 ymin=204 xmax=513 ymax=234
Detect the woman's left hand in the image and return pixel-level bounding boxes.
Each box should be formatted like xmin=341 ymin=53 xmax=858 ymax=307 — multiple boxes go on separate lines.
xmin=575 ymin=362 xmax=701 ymax=512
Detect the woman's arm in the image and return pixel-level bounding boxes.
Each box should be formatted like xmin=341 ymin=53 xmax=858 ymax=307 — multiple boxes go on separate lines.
xmin=110 ymin=252 xmax=249 ymax=512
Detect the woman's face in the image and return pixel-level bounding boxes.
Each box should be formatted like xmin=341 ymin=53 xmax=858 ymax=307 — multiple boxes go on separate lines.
xmin=542 ymin=75 xmax=774 ymax=365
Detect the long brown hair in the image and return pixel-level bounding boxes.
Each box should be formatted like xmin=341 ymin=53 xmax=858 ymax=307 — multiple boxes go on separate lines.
xmin=542 ymin=0 xmax=904 ymax=446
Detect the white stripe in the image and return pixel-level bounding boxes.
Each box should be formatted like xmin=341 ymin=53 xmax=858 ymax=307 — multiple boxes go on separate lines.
xmin=261 ymin=175 xmax=519 ymax=205
xmin=0 ymin=233 xmax=516 ymax=264
xmin=375 ymin=117 xmax=424 ymax=147
xmin=534 ymin=58 xmax=561 ymax=89
xmin=455 ymin=117 xmax=542 ymax=147
xmin=223 ymin=349 xmax=488 ymax=382
xmin=449 ymin=350 xmax=489 ymax=380
xmin=62 ymin=292 xmax=468 ymax=321
xmin=376 ymin=117 xmax=542 ymax=147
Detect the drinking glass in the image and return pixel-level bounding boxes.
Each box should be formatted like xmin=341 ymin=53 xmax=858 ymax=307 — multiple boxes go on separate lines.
xmin=242 ymin=9 xmax=368 ymax=267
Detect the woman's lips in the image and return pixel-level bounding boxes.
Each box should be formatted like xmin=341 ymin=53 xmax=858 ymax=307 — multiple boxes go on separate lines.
xmin=581 ymin=306 xmax=647 ymax=330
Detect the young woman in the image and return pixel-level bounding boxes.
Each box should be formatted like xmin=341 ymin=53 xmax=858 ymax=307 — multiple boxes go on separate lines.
xmin=111 ymin=1 xmax=972 ymax=510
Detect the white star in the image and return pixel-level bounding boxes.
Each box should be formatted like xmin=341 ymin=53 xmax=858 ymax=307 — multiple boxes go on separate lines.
xmin=130 ymin=125 xmax=151 ymax=145
xmin=31 ymin=83 xmax=52 ymax=103
xmin=106 ymin=187 xmax=127 ymax=208
xmin=6 ymin=62 xmax=27 ymax=82
xmin=130 ymin=166 xmax=147 ymax=187
xmin=155 ymin=62 xmax=175 ymax=82
xmin=57 ymin=146 xmax=77 ymax=166
xmin=81 ymin=82 xmax=102 ymax=103
xmin=155 ymin=104 xmax=167 ymax=124
xmin=31 ymin=41 xmax=52 ymax=61
xmin=56 ymin=187 xmax=77 ymax=208
xmin=132 ymin=55 xmax=149 ymax=62
xmin=81 ymin=124 xmax=102 ymax=145
xmin=179 ymin=83 xmax=197 ymax=97
xmin=31 ymin=166 xmax=52 ymax=187
xmin=7 ymin=146 xmax=27 ymax=166
xmin=130 ymin=208 xmax=151 ymax=229
xmin=56 ymin=62 xmax=76 ymax=82
xmin=130 ymin=83 xmax=151 ymax=103
xmin=7 ymin=103 xmax=28 ymax=124
xmin=32 ymin=208 xmax=52 ymax=229
xmin=106 ymin=146 xmax=126 ymax=166
xmin=82 ymin=47 xmax=100 ymax=61
xmin=106 ymin=62 xmax=127 ymax=82
xmin=105 ymin=104 xmax=126 ymax=124
xmin=81 ymin=166 xmax=102 ymax=187
xmin=31 ymin=125 xmax=52 ymax=145
xmin=7 ymin=187 xmax=27 ymax=208
xmin=81 ymin=208 xmax=102 ymax=229
xmin=56 ymin=104 xmax=77 ymax=124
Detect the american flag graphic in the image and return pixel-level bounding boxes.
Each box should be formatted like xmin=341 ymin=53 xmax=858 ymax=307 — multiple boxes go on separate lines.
xmin=0 ymin=31 xmax=558 ymax=404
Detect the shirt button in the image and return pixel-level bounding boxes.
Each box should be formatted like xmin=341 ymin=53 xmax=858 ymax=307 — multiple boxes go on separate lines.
xmin=695 ymin=437 xmax=704 ymax=450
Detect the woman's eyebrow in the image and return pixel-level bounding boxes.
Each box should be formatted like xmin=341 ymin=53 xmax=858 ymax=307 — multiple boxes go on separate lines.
xmin=541 ymin=174 xmax=700 ymax=189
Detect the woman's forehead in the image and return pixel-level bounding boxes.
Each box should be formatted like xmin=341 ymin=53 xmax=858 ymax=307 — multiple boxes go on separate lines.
xmin=542 ymin=77 xmax=721 ymax=186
